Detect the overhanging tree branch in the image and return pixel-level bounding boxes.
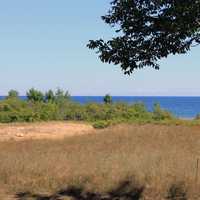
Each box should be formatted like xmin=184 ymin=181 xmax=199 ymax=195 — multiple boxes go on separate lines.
xmin=87 ymin=0 xmax=200 ymax=74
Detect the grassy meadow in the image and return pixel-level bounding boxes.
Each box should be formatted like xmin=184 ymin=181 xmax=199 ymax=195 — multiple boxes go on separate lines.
xmin=1 ymin=124 xmax=200 ymax=199
xmin=1 ymin=89 xmax=200 ymax=199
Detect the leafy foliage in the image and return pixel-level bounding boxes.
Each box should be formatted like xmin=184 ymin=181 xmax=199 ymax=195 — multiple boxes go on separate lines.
xmin=7 ymin=90 xmax=19 ymax=99
xmin=27 ymin=88 xmax=44 ymax=102
xmin=92 ymin=120 xmax=111 ymax=129
xmin=54 ymin=88 xmax=70 ymax=103
xmin=0 ymin=89 xmax=176 ymax=126
xmin=153 ymin=103 xmax=173 ymax=121
xmin=88 ymin=0 xmax=200 ymax=74
xmin=103 ymin=94 xmax=113 ymax=104
xmin=45 ymin=90 xmax=55 ymax=103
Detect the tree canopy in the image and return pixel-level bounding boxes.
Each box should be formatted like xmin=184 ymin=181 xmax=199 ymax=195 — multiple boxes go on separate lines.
xmin=87 ymin=0 xmax=200 ymax=74
xmin=27 ymin=88 xmax=44 ymax=102
xmin=103 ymin=94 xmax=113 ymax=104
xmin=7 ymin=90 xmax=19 ymax=99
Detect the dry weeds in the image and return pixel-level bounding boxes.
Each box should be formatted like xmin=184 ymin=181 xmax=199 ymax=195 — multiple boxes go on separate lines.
xmin=0 ymin=123 xmax=200 ymax=199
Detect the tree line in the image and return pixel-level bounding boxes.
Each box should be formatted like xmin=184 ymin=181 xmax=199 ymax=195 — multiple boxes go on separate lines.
xmin=0 ymin=88 xmax=175 ymax=128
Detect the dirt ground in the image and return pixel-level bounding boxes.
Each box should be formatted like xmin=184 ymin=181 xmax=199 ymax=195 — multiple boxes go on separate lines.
xmin=0 ymin=121 xmax=94 ymax=141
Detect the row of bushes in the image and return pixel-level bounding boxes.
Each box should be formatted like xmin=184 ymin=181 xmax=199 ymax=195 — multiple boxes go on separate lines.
xmin=0 ymin=89 xmax=175 ymax=126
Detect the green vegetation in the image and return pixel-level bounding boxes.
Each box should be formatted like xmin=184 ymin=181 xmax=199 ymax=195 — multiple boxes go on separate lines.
xmin=103 ymin=94 xmax=112 ymax=104
xmin=88 ymin=0 xmax=200 ymax=74
xmin=1 ymin=89 xmax=199 ymax=128
xmin=6 ymin=89 xmax=19 ymax=99
xmin=153 ymin=103 xmax=173 ymax=121
xmin=92 ymin=120 xmax=111 ymax=129
xmin=27 ymin=88 xmax=44 ymax=102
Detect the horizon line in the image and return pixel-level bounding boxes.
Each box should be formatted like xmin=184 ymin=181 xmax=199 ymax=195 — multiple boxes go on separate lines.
xmin=1 ymin=95 xmax=200 ymax=98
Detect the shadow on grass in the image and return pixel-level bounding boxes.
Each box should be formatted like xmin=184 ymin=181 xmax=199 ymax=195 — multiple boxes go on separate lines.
xmin=166 ymin=182 xmax=187 ymax=200
xmin=15 ymin=180 xmax=145 ymax=200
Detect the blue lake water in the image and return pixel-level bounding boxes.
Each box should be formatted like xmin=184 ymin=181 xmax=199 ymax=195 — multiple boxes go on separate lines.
xmin=1 ymin=96 xmax=200 ymax=119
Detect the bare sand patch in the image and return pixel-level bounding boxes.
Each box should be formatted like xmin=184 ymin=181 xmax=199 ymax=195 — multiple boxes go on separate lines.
xmin=0 ymin=122 xmax=94 ymax=141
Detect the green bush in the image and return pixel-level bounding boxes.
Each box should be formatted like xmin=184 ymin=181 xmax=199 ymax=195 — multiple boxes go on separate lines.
xmin=64 ymin=103 xmax=87 ymax=121
xmin=27 ymin=88 xmax=44 ymax=102
xmin=0 ymin=112 xmax=12 ymax=123
xmin=153 ymin=103 xmax=173 ymax=121
xmin=0 ymin=89 xmax=177 ymax=125
xmin=33 ymin=102 xmax=58 ymax=121
xmin=103 ymin=94 xmax=112 ymax=104
xmin=6 ymin=90 xmax=19 ymax=99
xmin=55 ymin=88 xmax=71 ymax=105
xmin=0 ymin=98 xmax=27 ymax=111
xmin=92 ymin=120 xmax=110 ymax=129
xmin=45 ymin=90 xmax=56 ymax=103
xmin=85 ymin=103 xmax=106 ymax=121
xmin=129 ymin=103 xmax=152 ymax=120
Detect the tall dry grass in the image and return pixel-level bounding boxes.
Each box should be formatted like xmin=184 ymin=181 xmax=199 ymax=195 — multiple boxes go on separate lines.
xmin=0 ymin=124 xmax=200 ymax=199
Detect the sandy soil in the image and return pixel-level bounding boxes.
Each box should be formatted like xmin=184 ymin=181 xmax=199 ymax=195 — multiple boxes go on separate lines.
xmin=0 ymin=122 xmax=94 ymax=141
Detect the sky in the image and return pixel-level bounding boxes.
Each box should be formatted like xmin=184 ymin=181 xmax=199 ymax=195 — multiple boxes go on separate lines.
xmin=0 ymin=0 xmax=200 ymax=96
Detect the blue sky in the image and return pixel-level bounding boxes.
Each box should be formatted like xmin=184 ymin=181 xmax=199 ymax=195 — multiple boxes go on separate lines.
xmin=0 ymin=0 xmax=200 ymax=96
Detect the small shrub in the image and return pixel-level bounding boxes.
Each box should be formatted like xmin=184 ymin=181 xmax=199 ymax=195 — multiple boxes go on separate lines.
xmin=92 ymin=120 xmax=110 ymax=129
xmin=153 ymin=103 xmax=173 ymax=121
xmin=6 ymin=90 xmax=19 ymax=99
xmin=45 ymin=90 xmax=56 ymax=103
xmin=27 ymin=88 xmax=44 ymax=102
xmin=131 ymin=103 xmax=151 ymax=120
xmin=103 ymin=94 xmax=113 ymax=104
xmin=64 ymin=103 xmax=87 ymax=121
xmin=85 ymin=103 xmax=107 ymax=121
xmin=0 ymin=112 xmax=12 ymax=123
xmin=55 ymin=88 xmax=71 ymax=104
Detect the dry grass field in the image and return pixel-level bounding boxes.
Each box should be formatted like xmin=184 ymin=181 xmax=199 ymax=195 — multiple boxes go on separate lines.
xmin=1 ymin=123 xmax=200 ymax=199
